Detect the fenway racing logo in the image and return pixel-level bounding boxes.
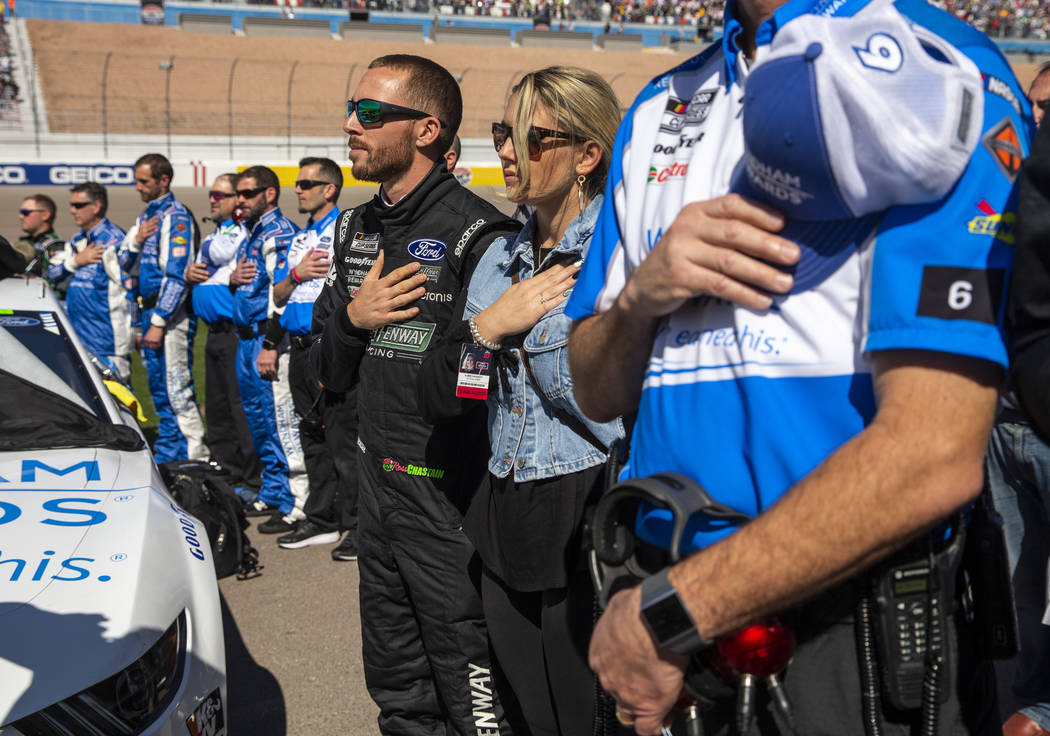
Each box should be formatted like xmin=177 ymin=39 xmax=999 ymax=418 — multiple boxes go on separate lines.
xmin=371 ymin=321 xmax=436 ymax=352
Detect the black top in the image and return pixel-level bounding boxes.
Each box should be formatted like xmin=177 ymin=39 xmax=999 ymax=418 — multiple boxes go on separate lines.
xmin=311 ymin=161 xmax=519 ymax=471
xmin=1009 ymin=118 xmax=1050 ymax=440
xmin=464 ymin=462 xmax=605 ymax=591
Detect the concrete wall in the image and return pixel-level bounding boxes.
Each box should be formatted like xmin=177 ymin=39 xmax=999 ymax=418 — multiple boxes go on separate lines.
xmin=339 ymin=21 xmax=424 ymax=43
xmin=178 ymin=13 xmax=232 ymax=35
xmin=241 ymin=16 xmax=332 ymax=39
xmin=431 ymin=25 xmax=511 ymax=45
xmin=597 ymin=33 xmax=643 ymax=51
xmin=516 ymin=30 xmax=594 ymax=49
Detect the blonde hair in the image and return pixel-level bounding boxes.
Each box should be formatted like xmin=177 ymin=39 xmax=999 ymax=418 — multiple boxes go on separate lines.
xmin=508 ymin=66 xmax=621 ymax=203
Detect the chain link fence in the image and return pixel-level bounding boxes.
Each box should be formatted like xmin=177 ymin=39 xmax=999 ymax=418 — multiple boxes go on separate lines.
xmin=30 ymin=49 xmax=653 ymax=155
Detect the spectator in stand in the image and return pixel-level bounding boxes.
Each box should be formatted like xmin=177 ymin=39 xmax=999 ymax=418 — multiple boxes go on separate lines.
xmin=16 ymin=194 xmax=64 ymax=279
xmin=48 ymin=183 xmax=133 ymax=382
xmin=1029 ymin=62 xmax=1050 ymax=127
xmin=186 ymin=174 xmax=262 ymax=497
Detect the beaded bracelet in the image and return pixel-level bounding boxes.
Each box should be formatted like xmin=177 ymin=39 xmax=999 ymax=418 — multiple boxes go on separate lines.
xmin=468 ymin=315 xmax=501 ymax=351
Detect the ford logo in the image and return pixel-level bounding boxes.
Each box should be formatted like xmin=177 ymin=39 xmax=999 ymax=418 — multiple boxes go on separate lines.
xmin=407 ymin=239 xmax=447 ymax=262
xmin=0 ymin=316 xmax=40 ymax=327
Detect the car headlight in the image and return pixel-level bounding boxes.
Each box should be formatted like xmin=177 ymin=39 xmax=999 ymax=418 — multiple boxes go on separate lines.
xmin=10 ymin=612 xmax=186 ymax=736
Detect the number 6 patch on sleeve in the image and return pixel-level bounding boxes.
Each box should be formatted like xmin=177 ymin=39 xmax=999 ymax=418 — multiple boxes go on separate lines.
xmin=916 ymin=265 xmax=1005 ymax=325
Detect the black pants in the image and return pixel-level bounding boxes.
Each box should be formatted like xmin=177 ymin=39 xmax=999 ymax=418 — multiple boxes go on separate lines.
xmin=358 ymin=446 xmax=511 ymax=736
xmin=481 ymin=566 xmax=596 ymax=736
xmin=289 ymin=344 xmax=358 ymax=534
xmin=690 ymin=581 xmax=1000 ymax=735
xmin=204 ymin=325 xmax=260 ymax=488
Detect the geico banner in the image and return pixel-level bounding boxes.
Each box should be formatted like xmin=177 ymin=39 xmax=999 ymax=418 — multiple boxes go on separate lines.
xmin=0 ymin=164 xmax=137 ymax=186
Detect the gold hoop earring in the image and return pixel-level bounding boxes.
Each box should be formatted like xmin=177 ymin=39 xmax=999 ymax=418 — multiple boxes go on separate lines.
xmin=577 ymin=174 xmax=587 ymax=213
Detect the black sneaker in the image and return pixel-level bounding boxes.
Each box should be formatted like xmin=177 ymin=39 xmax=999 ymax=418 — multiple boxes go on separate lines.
xmin=277 ymin=520 xmax=341 ymax=549
xmin=245 ymin=499 xmax=280 ymax=518
xmin=331 ymin=533 xmax=358 ymax=561
xmin=258 ymin=513 xmax=299 ymax=534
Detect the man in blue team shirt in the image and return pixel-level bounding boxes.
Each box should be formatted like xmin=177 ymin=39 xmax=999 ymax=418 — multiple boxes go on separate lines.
xmin=123 ymin=152 xmax=207 ymax=463
xmin=186 ymin=172 xmax=261 ymax=495
xmin=565 ymin=0 xmax=1032 ymax=732
xmin=229 ymin=165 xmax=307 ymax=532
xmin=268 ymin=157 xmax=359 ymax=558
xmin=47 ymin=182 xmax=131 ymax=381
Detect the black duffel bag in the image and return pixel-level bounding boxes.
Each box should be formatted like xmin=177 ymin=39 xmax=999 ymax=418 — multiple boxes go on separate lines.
xmin=160 ymin=461 xmax=261 ymax=580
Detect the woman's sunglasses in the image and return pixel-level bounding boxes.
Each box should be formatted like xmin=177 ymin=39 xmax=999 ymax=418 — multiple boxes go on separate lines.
xmin=347 ymin=98 xmax=446 ymax=128
xmin=491 ymin=121 xmax=581 ymax=159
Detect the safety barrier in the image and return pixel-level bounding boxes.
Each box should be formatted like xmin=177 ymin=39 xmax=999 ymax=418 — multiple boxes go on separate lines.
xmin=178 ymin=13 xmax=232 ymax=34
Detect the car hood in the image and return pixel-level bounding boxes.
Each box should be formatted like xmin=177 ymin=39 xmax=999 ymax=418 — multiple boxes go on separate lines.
xmin=0 ymin=448 xmax=207 ymax=725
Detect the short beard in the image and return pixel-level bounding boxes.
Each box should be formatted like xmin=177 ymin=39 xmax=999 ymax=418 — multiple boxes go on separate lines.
xmin=350 ymin=129 xmax=415 ymax=184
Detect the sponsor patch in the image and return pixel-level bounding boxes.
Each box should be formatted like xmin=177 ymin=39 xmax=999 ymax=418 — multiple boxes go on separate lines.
xmin=666 ymin=97 xmax=688 ymax=115
xmin=967 ymin=199 xmax=1016 ymax=244
xmin=338 ymin=211 xmax=352 ymax=246
xmin=916 ymin=265 xmax=1005 ymax=325
xmin=0 ymin=316 xmax=40 ymax=327
xmin=172 ymin=236 xmax=187 ymax=245
xmin=186 ymin=687 xmax=226 ymax=736
xmin=983 ymin=117 xmax=1024 ymax=180
xmin=659 ymin=88 xmax=718 ymax=133
xmin=171 ymin=246 xmax=186 ymax=258
xmin=407 ymin=239 xmax=447 ymax=262
xmin=350 ymin=232 xmax=380 ymax=253
xmin=381 ymin=456 xmax=446 ymax=479
xmin=420 ymin=264 xmax=442 ymax=283
xmin=371 ymin=320 xmax=436 ymax=352
xmin=647 ymin=162 xmax=688 ymax=185
xmin=175 ymin=222 xmax=187 ymax=234
xmin=455 ymin=218 xmax=486 ymax=258
xmin=983 ymin=73 xmax=1023 ymax=115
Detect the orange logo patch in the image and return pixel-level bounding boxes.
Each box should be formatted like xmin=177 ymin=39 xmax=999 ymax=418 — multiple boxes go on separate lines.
xmin=983 ymin=117 xmax=1024 ymax=180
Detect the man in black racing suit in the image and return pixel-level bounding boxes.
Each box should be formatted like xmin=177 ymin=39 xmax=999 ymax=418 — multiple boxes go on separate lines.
xmin=311 ymin=54 xmax=520 ymax=736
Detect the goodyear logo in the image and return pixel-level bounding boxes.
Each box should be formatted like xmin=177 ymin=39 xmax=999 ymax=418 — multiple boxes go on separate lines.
xmin=371 ymin=321 xmax=436 ymax=352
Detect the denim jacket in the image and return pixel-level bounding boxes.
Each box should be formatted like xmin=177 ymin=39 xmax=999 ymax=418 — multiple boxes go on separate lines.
xmin=463 ymin=195 xmax=624 ymax=481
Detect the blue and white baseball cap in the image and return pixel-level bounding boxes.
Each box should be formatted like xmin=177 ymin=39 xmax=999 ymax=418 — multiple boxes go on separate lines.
xmin=731 ymin=0 xmax=984 ymax=290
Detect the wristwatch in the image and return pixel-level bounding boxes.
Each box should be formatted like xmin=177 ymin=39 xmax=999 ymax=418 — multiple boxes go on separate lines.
xmin=640 ymin=568 xmax=711 ymax=656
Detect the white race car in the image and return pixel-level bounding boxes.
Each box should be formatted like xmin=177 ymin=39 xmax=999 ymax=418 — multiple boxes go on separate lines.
xmin=0 ymin=277 xmax=227 ymax=736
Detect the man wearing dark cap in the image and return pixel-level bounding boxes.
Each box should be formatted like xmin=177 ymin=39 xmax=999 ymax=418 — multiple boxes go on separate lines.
xmin=567 ymin=0 xmax=1031 ymax=732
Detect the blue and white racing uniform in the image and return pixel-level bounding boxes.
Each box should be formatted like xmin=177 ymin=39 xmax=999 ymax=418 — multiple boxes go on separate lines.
xmin=191 ymin=219 xmax=247 ymax=326
xmin=276 ymin=206 xmax=338 ymax=338
xmin=568 ymin=0 xmax=1029 ymax=724
xmin=568 ymin=0 xmax=1028 ymax=548
xmin=234 ymin=207 xmax=306 ymax=518
xmin=123 ymin=191 xmax=207 ymax=463
xmin=47 ymin=218 xmax=132 ymax=381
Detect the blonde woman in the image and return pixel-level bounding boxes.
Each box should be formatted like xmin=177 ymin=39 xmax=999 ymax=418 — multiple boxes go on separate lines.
xmin=419 ymin=67 xmax=623 ymax=735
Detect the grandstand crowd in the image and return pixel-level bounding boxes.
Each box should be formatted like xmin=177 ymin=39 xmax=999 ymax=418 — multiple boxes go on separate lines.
xmin=0 ymin=19 xmax=20 ymax=119
xmin=238 ymin=0 xmax=1050 ymax=37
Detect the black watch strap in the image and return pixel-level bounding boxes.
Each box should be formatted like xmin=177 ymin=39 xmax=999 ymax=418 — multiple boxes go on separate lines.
xmin=640 ymin=568 xmax=711 ymax=656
